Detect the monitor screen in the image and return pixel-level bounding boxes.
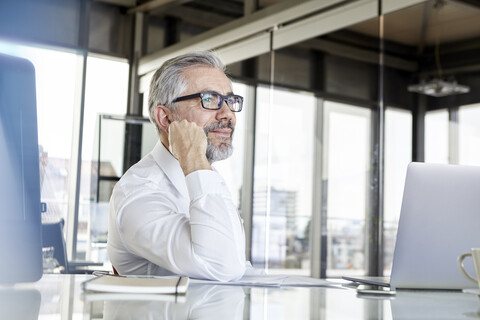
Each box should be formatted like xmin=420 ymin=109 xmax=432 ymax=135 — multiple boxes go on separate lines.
xmin=0 ymin=53 xmax=43 ymax=283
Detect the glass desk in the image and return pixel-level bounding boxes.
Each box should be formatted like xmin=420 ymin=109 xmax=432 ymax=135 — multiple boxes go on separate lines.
xmin=1 ymin=274 xmax=479 ymax=319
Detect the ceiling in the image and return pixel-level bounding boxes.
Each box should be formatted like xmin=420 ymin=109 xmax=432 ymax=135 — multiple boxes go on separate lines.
xmin=116 ymin=0 xmax=480 ymax=55
xmin=95 ymin=0 xmax=480 ymax=76
xmin=349 ymin=0 xmax=480 ymax=47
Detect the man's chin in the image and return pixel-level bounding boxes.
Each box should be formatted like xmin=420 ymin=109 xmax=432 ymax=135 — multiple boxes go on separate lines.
xmin=206 ymin=143 xmax=233 ymax=163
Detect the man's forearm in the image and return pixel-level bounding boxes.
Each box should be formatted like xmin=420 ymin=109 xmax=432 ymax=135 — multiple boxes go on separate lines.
xmin=186 ymin=170 xmax=246 ymax=280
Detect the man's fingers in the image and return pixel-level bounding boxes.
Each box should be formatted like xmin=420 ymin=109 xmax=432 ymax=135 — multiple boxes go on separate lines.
xmin=168 ymin=120 xmax=207 ymax=160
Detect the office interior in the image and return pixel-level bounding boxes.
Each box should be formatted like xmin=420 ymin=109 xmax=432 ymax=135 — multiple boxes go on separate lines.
xmin=1 ymin=0 xmax=480 ymax=279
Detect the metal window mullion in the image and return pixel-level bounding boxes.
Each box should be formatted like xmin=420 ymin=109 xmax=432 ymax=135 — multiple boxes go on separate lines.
xmin=412 ymin=95 xmax=426 ymax=163
xmin=367 ymin=1 xmax=385 ymax=276
xmin=311 ymin=97 xmax=324 ymax=278
xmin=66 ymin=52 xmax=88 ymax=261
xmin=241 ymin=84 xmax=257 ymax=261
xmin=127 ymin=12 xmax=145 ymax=116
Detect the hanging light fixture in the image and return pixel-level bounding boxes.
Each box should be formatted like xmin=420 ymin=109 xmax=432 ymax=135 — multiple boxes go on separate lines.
xmin=407 ymin=0 xmax=470 ymax=97
xmin=407 ymin=78 xmax=470 ymax=97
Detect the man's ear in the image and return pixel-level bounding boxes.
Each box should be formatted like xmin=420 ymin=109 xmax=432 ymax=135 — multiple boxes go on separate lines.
xmin=154 ymin=105 xmax=171 ymax=133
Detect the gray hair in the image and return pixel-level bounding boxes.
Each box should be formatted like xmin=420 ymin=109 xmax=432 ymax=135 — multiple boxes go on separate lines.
xmin=147 ymin=51 xmax=226 ymax=135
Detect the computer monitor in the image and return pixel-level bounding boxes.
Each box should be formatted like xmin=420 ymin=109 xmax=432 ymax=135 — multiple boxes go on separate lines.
xmin=0 ymin=53 xmax=43 ymax=283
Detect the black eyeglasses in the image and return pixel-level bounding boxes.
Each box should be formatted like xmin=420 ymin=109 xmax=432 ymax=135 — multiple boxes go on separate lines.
xmin=172 ymin=91 xmax=243 ymax=112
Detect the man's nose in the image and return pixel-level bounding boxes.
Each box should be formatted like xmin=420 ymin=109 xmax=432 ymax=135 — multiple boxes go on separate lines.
xmin=216 ymin=100 xmax=235 ymax=120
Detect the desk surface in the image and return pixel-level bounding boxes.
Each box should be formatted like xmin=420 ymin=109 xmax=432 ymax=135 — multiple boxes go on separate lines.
xmin=1 ymin=274 xmax=479 ymax=319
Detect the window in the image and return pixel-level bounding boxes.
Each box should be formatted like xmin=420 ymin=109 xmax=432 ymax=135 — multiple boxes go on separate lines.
xmin=0 ymin=41 xmax=130 ymax=264
xmin=383 ymin=107 xmax=412 ymax=273
xmin=0 ymin=41 xmax=79 ymax=224
xmin=323 ymin=101 xmax=371 ymax=277
xmin=77 ymin=55 xmax=129 ymax=261
xmin=425 ymin=109 xmax=449 ymax=164
xmin=252 ymin=85 xmax=315 ymax=274
xmin=459 ymin=104 xmax=480 ymax=166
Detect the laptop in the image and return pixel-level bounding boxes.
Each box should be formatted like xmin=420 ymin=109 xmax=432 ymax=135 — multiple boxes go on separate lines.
xmin=0 ymin=53 xmax=43 ymax=283
xmin=343 ymin=162 xmax=480 ymax=290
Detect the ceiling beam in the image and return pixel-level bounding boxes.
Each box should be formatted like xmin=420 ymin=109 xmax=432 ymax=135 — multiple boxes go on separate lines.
xmin=273 ymin=0 xmax=377 ymax=51
xmin=162 ymin=6 xmax=233 ymax=29
xmin=93 ymin=0 xmax=136 ymax=7
xmin=300 ymin=38 xmax=418 ymax=71
xmin=382 ymin=0 xmax=427 ymax=15
xmin=127 ymin=0 xmax=191 ymax=14
xmin=192 ymin=0 xmax=244 ymax=16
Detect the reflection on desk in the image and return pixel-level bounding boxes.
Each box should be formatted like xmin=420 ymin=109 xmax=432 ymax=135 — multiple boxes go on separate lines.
xmin=100 ymin=284 xmax=245 ymax=320
xmin=2 ymin=274 xmax=480 ymax=319
xmin=0 ymin=288 xmax=40 ymax=320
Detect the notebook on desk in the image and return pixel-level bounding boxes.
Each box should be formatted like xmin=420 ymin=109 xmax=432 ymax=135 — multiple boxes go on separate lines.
xmin=83 ymin=275 xmax=189 ymax=295
xmin=343 ymin=162 xmax=480 ymax=290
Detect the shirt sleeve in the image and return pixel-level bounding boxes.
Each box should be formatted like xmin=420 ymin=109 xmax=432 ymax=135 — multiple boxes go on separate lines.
xmin=115 ymin=170 xmax=246 ymax=282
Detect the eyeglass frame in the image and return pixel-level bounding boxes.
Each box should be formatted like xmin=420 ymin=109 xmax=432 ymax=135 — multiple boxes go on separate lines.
xmin=172 ymin=91 xmax=244 ymax=112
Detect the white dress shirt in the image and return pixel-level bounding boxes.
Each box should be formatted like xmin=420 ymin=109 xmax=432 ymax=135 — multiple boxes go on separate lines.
xmin=107 ymin=141 xmax=246 ymax=281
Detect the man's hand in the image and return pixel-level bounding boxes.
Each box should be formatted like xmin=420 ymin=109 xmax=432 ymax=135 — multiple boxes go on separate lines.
xmin=168 ymin=120 xmax=212 ymax=176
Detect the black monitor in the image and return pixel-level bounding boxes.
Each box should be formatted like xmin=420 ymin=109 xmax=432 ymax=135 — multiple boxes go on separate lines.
xmin=0 ymin=53 xmax=43 ymax=283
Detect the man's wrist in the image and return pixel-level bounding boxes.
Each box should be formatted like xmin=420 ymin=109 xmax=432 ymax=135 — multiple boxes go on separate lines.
xmin=179 ymin=157 xmax=211 ymax=176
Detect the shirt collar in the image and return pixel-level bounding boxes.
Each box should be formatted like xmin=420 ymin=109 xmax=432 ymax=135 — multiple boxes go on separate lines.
xmin=151 ymin=141 xmax=189 ymax=198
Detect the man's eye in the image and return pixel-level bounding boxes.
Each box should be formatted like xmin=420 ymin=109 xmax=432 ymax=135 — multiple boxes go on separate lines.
xmin=202 ymin=93 xmax=216 ymax=103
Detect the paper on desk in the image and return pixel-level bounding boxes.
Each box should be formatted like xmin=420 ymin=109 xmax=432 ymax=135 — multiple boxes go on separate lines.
xmin=190 ymin=274 xmax=341 ymax=287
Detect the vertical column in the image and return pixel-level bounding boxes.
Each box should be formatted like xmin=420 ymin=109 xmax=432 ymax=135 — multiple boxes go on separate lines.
xmin=412 ymin=95 xmax=426 ymax=162
xmin=127 ymin=12 xmax=144 ymax=116
xmin=311 ymin=98 xmax=325 ymax=278
xmin=67 ymin=54 xmax=88 ymax=261
xmin=310 ymin=50 xmax=326 ymax=278
xmin=241 ymin=85 xmax=257 ymax=261
xmin=367 ymin=1 xmax=385 ymax=276
xmin=123 ymin=12 xmax=145 ymax=173
xmin=66 ymin=0 xmax=90 ymax=261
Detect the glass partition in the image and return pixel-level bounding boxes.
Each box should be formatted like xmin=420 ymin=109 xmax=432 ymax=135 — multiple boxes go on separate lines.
xmin=251 ymin=85 xmax=315 ymax=273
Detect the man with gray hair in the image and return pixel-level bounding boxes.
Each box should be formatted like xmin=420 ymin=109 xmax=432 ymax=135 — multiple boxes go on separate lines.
xmin=107 ymin=51 xmax=247 ymax=281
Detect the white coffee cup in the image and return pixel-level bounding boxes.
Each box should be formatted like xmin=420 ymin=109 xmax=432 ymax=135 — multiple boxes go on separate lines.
xmin=457 ymin=248 xmax=480 ymax=288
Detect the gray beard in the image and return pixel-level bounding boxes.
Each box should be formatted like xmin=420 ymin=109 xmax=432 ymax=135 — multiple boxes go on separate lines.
xmin=170 ymin=112 xmax=235 ymax=163
xmin=204 ymin=121 xmax=234 ymax=163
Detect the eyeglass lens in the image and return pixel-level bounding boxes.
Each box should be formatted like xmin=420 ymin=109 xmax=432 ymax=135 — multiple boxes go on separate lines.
xmin=201 ymin=92 xmax=243 ymax=112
